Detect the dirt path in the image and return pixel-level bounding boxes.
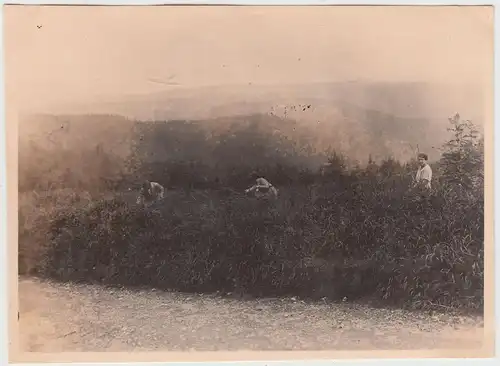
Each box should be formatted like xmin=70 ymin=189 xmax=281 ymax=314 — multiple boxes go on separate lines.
xmin=17 ymin=277 xmax=485 ymax=352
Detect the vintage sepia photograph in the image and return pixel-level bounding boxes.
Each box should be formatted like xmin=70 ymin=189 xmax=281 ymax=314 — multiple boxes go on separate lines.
xmin=5 ymin=4 xmax=494 ymax=360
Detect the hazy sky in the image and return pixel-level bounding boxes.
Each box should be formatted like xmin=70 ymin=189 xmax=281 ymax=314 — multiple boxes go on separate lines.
xmin=4 ymin=5 xmax=493 ymax=112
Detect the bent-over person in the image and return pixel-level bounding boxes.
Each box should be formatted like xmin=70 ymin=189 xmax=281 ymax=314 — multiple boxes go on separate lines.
xmin=136 ymin=180 xmax=165 ymax=207
xmin=245 ymin=176 xmax=278 ymax=199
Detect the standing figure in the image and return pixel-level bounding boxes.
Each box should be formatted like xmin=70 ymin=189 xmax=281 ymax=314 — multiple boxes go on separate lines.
xmin=245 ymin=174 xmax=278 ymax=199
xmin=413 ymin=153 xmax=433 ymax=191
xmin=136 ymin=180 xmax=165 ymax=207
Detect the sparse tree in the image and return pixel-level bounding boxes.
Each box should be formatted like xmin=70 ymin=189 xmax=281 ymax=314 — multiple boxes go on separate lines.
xmin=439 ymin=113 xmax=484 ymax=191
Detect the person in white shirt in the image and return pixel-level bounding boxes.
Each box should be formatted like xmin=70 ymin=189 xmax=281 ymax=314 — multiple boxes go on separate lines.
xmin=245 ymin=174 xmax=278 ymax=199
xmin=136 ymin=180 xmax=165 ymax=207
xmin=413 ymin=153 xmax=432 ymax=191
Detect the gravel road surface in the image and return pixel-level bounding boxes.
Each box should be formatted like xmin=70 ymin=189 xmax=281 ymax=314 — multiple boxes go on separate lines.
xmin=17 ymin=277 xmax=485 ymax=353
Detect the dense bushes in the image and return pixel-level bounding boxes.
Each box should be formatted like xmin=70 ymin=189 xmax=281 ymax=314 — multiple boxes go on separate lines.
xmin=19 ymin=113 xmax=484 ymax=311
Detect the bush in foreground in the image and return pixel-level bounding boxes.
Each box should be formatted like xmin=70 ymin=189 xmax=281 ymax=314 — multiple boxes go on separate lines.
xmin=30 ymin=171 xmax=482 ymax=311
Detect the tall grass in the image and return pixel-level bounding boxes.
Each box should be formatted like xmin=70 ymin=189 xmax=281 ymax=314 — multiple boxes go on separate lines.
xmin=18 ymin=113 xmax=484 ymax=311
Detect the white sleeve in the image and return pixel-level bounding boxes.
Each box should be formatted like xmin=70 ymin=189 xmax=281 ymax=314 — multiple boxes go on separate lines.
xmin=421 ymin=166 xmax=432 ymax=181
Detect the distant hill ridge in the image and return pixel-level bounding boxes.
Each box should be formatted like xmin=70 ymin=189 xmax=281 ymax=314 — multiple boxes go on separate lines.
xmin=46 ymin=81 xmax=484 ymax=122
xmin=20 ymin=112 xmax=458 ymax=167
xmin=19 ymin=81 xmax=485 ymax=166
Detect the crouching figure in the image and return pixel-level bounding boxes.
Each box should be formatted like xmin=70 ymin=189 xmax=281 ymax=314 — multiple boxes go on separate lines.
xmin=245 ymin=175 xmax=278 ymax=199
xmin=136 ymin=180 xmax=165 ymax=207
